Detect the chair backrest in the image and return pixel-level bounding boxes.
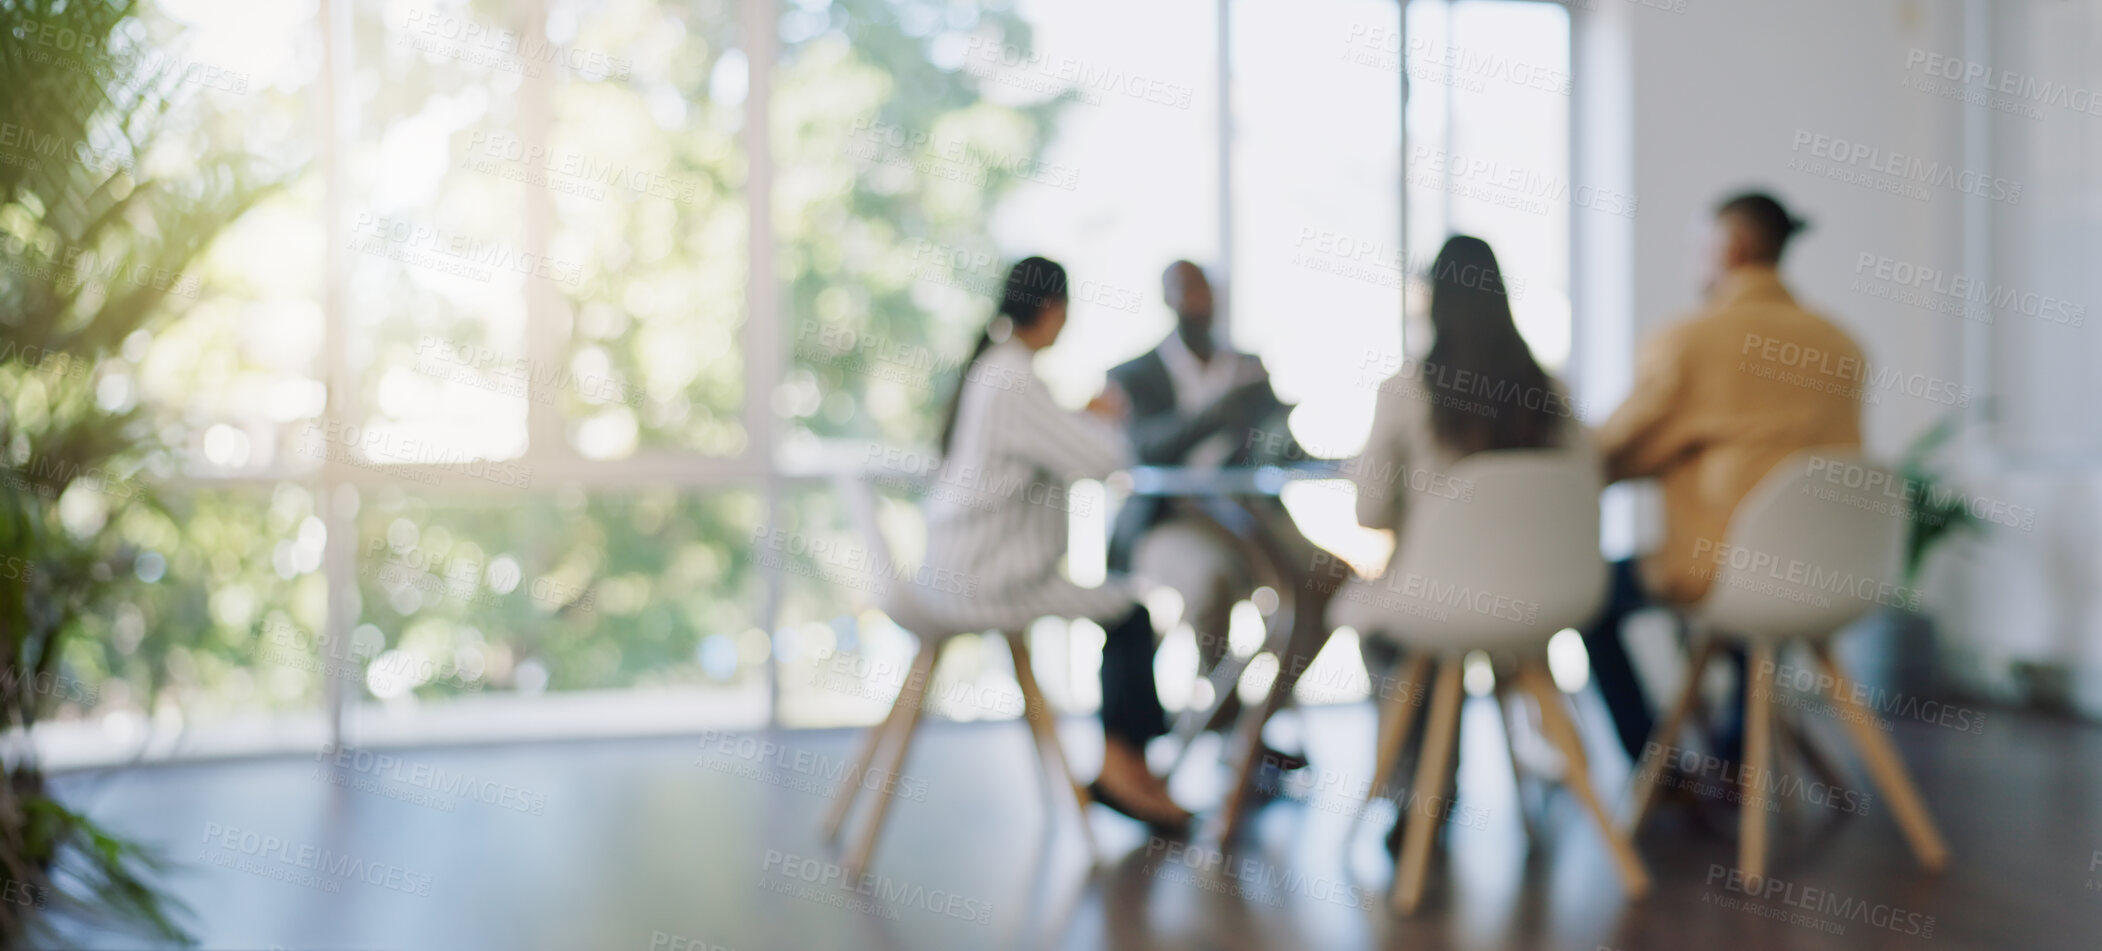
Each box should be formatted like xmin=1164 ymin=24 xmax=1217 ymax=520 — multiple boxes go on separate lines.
xmin=1381 ymin=450 xmax=1607 ymax=651
xmin=1695 ymin=448 xmax=1909 ymax=642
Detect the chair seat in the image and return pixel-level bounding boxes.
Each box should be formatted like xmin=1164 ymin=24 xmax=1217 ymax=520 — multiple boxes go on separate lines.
xmin=1335 ymin=572 xmax=1586 ymax=654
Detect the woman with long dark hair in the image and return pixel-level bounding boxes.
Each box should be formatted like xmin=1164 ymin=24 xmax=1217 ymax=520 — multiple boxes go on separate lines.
xmin=1350 ymin=235 xmax=1579 ymax=528
xmin=1337 ymin=235 xmax=1590 ymax=644
xmin=918 ymin=256 xmax=1190 ymax=828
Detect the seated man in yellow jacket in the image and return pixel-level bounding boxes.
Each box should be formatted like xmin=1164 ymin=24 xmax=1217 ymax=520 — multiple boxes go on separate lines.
xmin=1584 ymin=191 xmax=1866 ymax=762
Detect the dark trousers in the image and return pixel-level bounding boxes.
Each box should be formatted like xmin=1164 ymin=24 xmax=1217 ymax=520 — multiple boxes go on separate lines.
xmin=1581 ymin=559 xmax=1746 ymax=763
xmin=1098 ymin=605 xmax=1167 ymax=747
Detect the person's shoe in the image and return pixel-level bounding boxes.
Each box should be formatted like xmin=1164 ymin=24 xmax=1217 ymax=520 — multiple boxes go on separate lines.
xmin=1088 ymin=780 xmax=1192 ymax=834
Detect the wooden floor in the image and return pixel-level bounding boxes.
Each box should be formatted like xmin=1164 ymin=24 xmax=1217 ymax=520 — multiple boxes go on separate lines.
xmin=45 ymin=685 xmax=2102 ymax=951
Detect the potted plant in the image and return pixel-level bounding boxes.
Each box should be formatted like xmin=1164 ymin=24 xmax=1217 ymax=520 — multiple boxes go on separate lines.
xmin=1 ymin=0 xmax=276 ymax=943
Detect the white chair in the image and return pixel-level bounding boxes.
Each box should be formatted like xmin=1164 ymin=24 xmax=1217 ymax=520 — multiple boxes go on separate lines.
xmin=1623 ymin=448 xmax=1949 ymax=883
xmin=1345 ymin=450 xmax=1648 ymax=913
xmin=817 ymin=468 xmax=1095 ymax=878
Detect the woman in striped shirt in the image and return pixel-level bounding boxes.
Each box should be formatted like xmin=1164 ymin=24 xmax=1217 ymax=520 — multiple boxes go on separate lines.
xmin=920 ymin=256 xmax=1189 ymax=829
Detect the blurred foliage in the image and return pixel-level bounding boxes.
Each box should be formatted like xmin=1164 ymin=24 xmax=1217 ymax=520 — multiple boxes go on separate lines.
xmin=1897 ymin=407 xmax=1985 ymax=591
xmin=1 ymin=0 xmax=285 ymax=941
xmin=11 ymin=0 xmax=1068 ymax=740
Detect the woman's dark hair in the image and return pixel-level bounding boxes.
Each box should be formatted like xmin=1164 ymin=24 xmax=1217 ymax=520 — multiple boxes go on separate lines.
xmin=1421 ymin=235 xmax=1559 ymax=456
xmin=937 ymin=256 xmax=1069 ymax=455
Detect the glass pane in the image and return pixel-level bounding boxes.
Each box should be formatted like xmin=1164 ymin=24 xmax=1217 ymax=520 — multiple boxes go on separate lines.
xmin=345 ymin=0 xmax=537 ymax=466
xmin=1404 ymin=0 xmax=1573 ymax=370
xmin=774 ymin=0 xmax=1220 ymax=464
xmin=547 ymin=0 xmax=749 ymax=459
xmin=57 ymin=486 xmax=330 ymax=754
xmin=1231 ymin=0 xmax=1404 ymax=461
xmin=129 ymin=3 xmax=329 ymax=477
xmin=345 ymin=486 xmax=767 ymax=733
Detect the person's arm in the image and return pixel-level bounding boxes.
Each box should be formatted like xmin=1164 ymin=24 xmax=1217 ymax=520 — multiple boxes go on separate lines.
xmin=1354 ymin=383 xmax=1410 ymax=530
xmin=1123 ymin=388 xmax=1247 ymax=466
xmin=1595 ymin=324 xmax=1691 ymax=482
xmin=1004 ymin=373 xmax=1130 ymax=482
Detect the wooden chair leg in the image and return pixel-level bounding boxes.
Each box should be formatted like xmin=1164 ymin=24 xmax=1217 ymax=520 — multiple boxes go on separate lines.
xmin=842 ymin=644 xmax=939 ymax=879
xmin=1520 ymin=660 xmax=1650 ymax=899
xmin=1739 ymin=640 xmax=1777 ymax=884
xmin=1810 ymin=642 xmax=1950 ymax=871
xmin=1391 ymin=656 xmax=1462 ymax=915
xmin=821 ymin=645 xmax=933 ymax=840
xmin=1625 ymin=636 xmax=1721 ymax=834
xmin=1005 ymin=630 xmax=1097 ymax=859
xmin=1359 ymin=651 xmax=1433 ymax=832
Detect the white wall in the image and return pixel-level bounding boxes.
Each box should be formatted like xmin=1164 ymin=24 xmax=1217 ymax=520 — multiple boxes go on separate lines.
xmin=1588 ymin=0 xmax=2102 ymax=711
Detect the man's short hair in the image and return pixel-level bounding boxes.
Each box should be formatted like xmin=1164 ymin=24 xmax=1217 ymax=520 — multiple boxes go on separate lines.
xmin=1716 ymin=191 xmax=1807 ymax=264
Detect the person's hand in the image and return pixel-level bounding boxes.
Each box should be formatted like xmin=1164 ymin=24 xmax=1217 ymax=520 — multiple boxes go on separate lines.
xmin=1087 ymin=384 xmax=1128 ymax=421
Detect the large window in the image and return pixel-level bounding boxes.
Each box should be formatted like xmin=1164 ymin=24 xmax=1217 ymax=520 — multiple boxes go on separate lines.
xmin=1403 ymin=0 xmax=1574 ymax=371
xmin=49 ymin=0 xmax=1583 ymax=753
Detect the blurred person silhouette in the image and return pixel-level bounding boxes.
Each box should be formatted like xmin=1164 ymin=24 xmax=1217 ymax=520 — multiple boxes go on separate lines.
xmin=1107 ymin=261 xmax=1340 ymax=774
xmin=1583 ymin=191 xmax=1866 ymax=764
xmin=920 ymin=256 xmax=1190 ymax=829
xmin=1332 ymin=235 xmax=1593 ymax=851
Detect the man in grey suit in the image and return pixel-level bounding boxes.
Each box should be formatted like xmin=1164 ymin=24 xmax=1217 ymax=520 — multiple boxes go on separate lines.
xmin=1108 ymin=261 xmax=1340 ymax=749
